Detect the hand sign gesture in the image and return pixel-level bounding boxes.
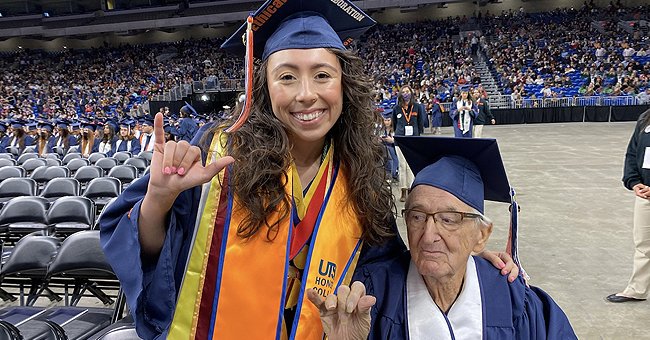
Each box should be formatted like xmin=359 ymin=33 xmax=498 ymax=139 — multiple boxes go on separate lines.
xmin=306 ymin=281 xmax=376 ymax=340
xmin=148 ymin=112 xmax=234 ymax=198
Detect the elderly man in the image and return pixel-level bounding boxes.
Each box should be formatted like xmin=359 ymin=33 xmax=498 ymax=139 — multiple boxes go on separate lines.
xmin=308 ymin=137 xmax=576 ymax=339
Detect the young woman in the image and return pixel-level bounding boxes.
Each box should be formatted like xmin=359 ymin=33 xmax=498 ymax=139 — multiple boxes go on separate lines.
xmin=115 ymin=121 xmax=141 ymax=155
xmin=80 ymin=123 xmax=100 ymax=157
xmin=450 ymin=88 xmax=479 ymax=138
xmin=98 ymin=123 xmax=116 ymax=156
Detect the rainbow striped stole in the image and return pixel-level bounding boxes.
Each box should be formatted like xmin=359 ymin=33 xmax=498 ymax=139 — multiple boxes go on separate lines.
xmin=167 ymin=135 xmax=363 ymax=340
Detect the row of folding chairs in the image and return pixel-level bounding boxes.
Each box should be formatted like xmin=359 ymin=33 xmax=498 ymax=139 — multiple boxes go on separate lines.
xmin=0 ymin=231 xmax=126 ymax=340
xmin=0 ymin=156 xmax=148 ymax=177
xmin=0 ymin=165 xmax=143 ymax=193
xmin=1 ymin=150 xmax=152 ymax=166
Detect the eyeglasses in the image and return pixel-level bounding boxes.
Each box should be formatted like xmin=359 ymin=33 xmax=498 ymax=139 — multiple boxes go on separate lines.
xmin=401 ymin=208 xmax=483 ymax=232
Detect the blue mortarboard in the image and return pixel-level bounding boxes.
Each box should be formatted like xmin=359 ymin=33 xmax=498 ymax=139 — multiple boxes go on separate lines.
xmin=105 ymin=120 xmax=118 ymax=131
xmin=180 ymin=102 xmax=197 ymax=116
xmin=56 ymin=120 xmax=69 ymax=129
xmin=142 ymin=116 xmax=154 ymax=126
xmin=221 ymin=0 xmax=375 ymax=60
xmin=396 ymin=136 xmax=524 ymax=273
xmin=120 ymin=119 xmax=135 ymax=129
xmin=395 ymin=136 xmax=511 ymax=214
xmin=39 ymin=121 xmax=54 ymax=132
xmin=82 ymin=122 xmax=96 ymax=131
xmin=0 ymin=123 xmax=6 ymax=133
xmin=26 ymin=121 xmax=38 ymax=130
xmin=11 ymin=120 xmax=25 ymax=129
xmin=70 ymin=122 xmax=80 ymax=130
xmin=380 ymin=108 xmax=393 ymax=119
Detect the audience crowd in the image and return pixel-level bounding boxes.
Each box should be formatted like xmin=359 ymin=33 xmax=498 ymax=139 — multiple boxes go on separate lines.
xmin=0 ymin=2 xmax=649 ymax=120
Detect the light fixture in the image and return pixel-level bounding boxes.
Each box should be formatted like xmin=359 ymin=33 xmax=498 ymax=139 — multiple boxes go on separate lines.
xmin=201 ymin=94 xmax=209 ymax=101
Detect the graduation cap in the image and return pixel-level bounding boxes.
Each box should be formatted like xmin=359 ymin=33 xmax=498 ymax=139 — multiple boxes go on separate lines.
xmin=221 ymin=0 xmax=375 ymax=60
xmin=180 ymin=102 xmax=197 ymax=116
xmin=10 ymin=119 xmax=25 ymax=129
xmin=70 ymin=122 xmax=81 ymax=130
xmin=119 ymin=119 xmax=135 ymax=129
xmin=141 ymin=116 xmax=154 ymax=126
xmin=395 ymin=136 xmax=524 ymax=272
xmin=39 ymin=121 xmax=54 ymax=132
xmin=56 ymin=120 xmax=69 ymax=129
xmin=25 ymin=121 xmax=38 ymax=131
xmin=380 ymin=108 xmax=393 ymax=119
xmin=82 ymin=122 xmax=96 ymax=131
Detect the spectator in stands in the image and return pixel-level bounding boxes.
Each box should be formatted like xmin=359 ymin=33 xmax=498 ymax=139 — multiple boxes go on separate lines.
xmin=393 ymin=85 xmax=426 ymax=202
xmin=98 ymin=123 xmax=116 ymax=156
xmin=0 ymin=124 xmax=8 ymax=152
xmin=450 ymin=88 xmax=478 ymax=138
xmin=473 ymin=90 xmax=495 ymax=138
xmin=36 ymin=121 xmax=55 ymax=156
xmin=608 ymin=109 xmax=650 ymax=303
xmin=115 ymin=120 xmax=141 ymax=155
xmin=79 ymin=123 xmax=99 ymax=157
xmin=637 ymin=88 xmax=650 ymax=104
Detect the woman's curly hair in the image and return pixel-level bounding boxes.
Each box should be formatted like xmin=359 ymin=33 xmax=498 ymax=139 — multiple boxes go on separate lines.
xmin=205 ymin=48 xmax=395 ymax=245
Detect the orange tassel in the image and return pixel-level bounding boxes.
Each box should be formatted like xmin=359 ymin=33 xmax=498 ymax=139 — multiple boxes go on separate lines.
xmin=226 ymin=15 xmax=254 ymax=133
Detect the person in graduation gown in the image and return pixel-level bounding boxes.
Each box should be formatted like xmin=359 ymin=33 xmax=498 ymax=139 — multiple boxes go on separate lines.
xmin=115 ymin=120 xmax=141 ymax=155
xmin=308 ymin=137 xmax=577 ymax=340
xmin=138 ymin=117 xmax=155 ymax=152
xmin=430 ymin=97 xmax=443 ymax=135
xmin=6 ymin=121 xmax=33 ymax=154
xmin=176 ymin=104 xmax=199 ymax=142
xmin=80 ymin=123 xmax=100 ymax=157
xmin=98 ymin=122 xmax=117 ymax=156
xmin=450 ymin=88 xmax=478 ymax=138
xmin=99 ymin=2 xmax=518 ymax=339
xmin=36 ymin=121 xmax=56 ymax=156
xmin=0 ymin=124 xmax=9 ymax=152
xmin=52 ymin=121 xmax=78 ymax=155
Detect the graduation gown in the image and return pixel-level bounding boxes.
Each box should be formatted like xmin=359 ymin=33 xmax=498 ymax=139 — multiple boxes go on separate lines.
xmin=177 ymin=118 xmax=198 ymax=142
xmin=449 ymin=100 xmax=478 ymax=138
xmin=99 ymin=124 xmax=406 ymax=340
xmin=115 ymin=138 xmax=141 ymax=155
xmin=359 ymin=251 xmax=577 ymax=340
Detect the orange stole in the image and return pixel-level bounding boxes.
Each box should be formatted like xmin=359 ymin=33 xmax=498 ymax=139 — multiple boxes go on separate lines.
xmin=211 ymin=163 xmax=363 ymax=339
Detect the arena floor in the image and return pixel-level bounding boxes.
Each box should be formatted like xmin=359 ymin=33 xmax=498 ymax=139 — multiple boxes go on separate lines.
xmin=393 ymin=121 xmax=647 ymax=340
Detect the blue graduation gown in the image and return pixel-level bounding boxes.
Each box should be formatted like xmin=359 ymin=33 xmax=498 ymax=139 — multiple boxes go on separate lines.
xmin=99 ymin=124 xmax=406 ymax=339
xmin=115 ymin=138 xmax=141 ymax=155
xmin=177 ymin=118 xmax=198 ymax=142
xmin=359 ymin=252 xmax=577 ymax=340
xmin=449 ymin=101 xmax=478 ymax=138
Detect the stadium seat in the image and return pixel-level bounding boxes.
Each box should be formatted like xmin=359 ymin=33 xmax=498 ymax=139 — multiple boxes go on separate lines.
xmin=0 ymin=196 xmax=51 ymax=237
xmin=46 ymin=230 xmax=117 ymax=306
xmin=0 ymin=154 xmax=14 ymax=161
xmin=96 ymin=157 xmax=118 ymax=173
xmin=45 ymin=158 xmax=62 ymax=166
xmin=108 ymin=165 xmax=137 ymax=186
xmin=16 ymin=153 xmax=38 ymax=165
xmin=30 ymin=166 xmax=70 ymax=188
xmin=83 ymin=177 xmax=121 ymax=211
xmin=40 ymin=178 xmax=81 ymax=201
xmin=138 ymin=150 xmax=153 ymax=164
xmin=93 ymin=197 xmax=117 ymax=230
xmin=124 ymin=157 xmax=148 ymax=175
xmin=0 ymin=158 xmax=16 ymax=167
xmin=43 ymin=153 xmax=60 ymax=160
xmin=88 ymin=152 xmax=107 ymax=164
xmin=0 ymin=178 xmax=36 ymax=203
xmin=21 ymin=146 xmax=36 ymax=155
xmin=47 ymin=196 xmax=94 ymax=235
xmin=0 ymin=166 xmax=25 ymax=182
xmin=112 ymin=151 xmax=131 ymax=164
xmin=62 ymin=153 xmax=82 ymax=165
xmin=20 ymin=158 xmax=47 ymax=174
xmin=66 ymin=158 xmax=90 ymax=173
xmin=74 ymin=165 xmax=105 ymax=187
xmin=0 ymin=234 xmax=61 ymax=305
xmin=67 ymin=146 xmax=80 ymax=154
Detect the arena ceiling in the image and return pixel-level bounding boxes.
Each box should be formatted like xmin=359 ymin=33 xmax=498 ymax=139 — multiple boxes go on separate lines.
xmin=0 ymin=0 xmax=463 ymax=17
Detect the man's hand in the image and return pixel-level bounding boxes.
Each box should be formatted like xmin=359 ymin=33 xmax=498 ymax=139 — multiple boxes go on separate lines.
xmin=306 ymin=282 xmax=376 ymax=340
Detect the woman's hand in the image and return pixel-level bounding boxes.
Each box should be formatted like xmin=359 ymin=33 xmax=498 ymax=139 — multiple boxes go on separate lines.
xmin=478 ymin=250 xmax=519 ymax=283
xmin=306 ymin=281 xmax=376 ymax=340
xmin=633 ymin=183 xmax=650 ymax=199
xmin=148 ymin=112 xmax=234 ymax=199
